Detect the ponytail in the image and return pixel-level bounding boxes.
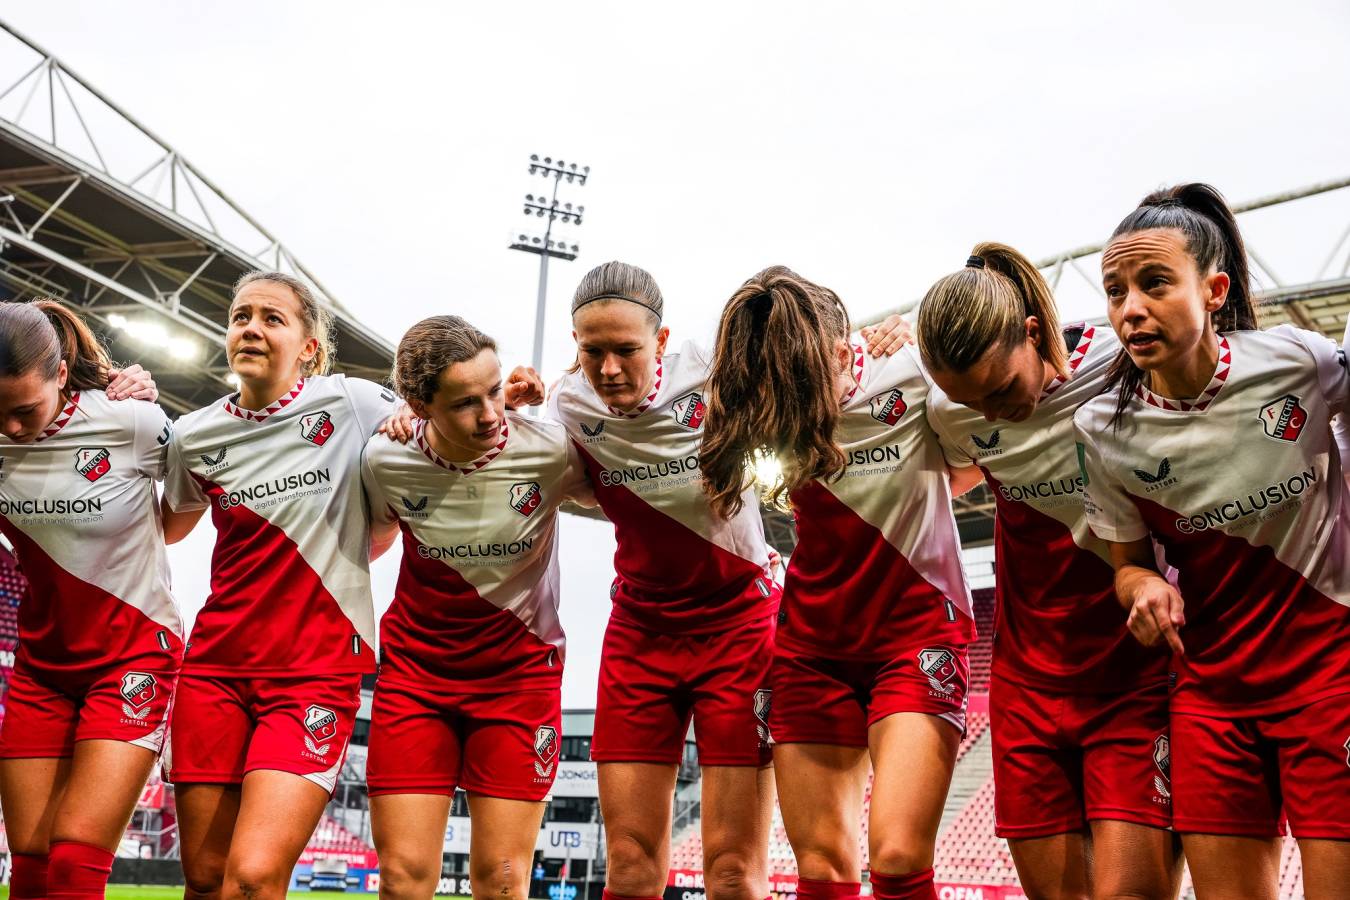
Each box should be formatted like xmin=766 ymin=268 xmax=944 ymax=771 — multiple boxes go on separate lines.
xmin=0 ymin=299 xmax=110 ymax=394
xmin=1103 ymin=183 xmax=1257 ymax=425
xmin=917 ymin=241 xmax=1066 ymax=377
xmin=701 ymin=266 xmax=850 ymax=518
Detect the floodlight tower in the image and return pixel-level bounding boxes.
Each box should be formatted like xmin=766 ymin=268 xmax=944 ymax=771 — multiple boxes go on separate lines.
xmin=509 ymin=155 xmax=589 ymax=375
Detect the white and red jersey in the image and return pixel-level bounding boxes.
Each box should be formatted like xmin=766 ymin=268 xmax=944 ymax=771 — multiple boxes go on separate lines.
xmin=362 ymin=412 xmax=592 ymax=693
xmin=164 ymin=374 xmax=395 ymax=677
xmin=1074 ymin=326 xmax=1350 ymax=716
xmin=0 ymin=391 xmax=182 ymax=678
xmin=548 ymin=341 xmax=776 ymax=634
xmin=781 ymin=339 xmax=974 ymax=660
xmin=929 ymin=325 xmax=1168 ymax=693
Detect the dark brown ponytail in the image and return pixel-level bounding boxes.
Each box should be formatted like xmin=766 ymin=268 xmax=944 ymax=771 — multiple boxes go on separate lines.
xmin=1103 ymin=183 xmax=1257 ymax=425
xmin=701 ymin=266 xmax=850 ymax=518
xmin=0 ymin=300 xmax=111 ymax=394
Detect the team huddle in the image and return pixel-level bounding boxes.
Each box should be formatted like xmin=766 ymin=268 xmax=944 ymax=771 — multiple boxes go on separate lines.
xmin=0 ymin=181 xmax=1345 ymax=900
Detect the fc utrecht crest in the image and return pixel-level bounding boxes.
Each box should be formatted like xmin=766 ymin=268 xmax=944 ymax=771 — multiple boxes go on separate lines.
xmin=510 ymin=482 xmax=543 ymax=518
xmin=534 ymin=725 xmax=558 ymax=777
xmin=304 ymin=704 xmax=339 ymax=748
xmin=917 ymin=647 xmax=959 ymax=692
xmin=120 ymin=671 xmax=156 ymax=719
xmin=299 ymin=411 xmax=335 ymax=446
xmin=870 ymin=389 xmax=907 ymax=425
xmin=672 ymin=392 xmax=706 ymax=430
xmin=753 ymin=688 xmax=772 ymax=745
xmin=74 ymin=447 xmax=111 ymax=482
xmin=1259 ymin=394 xmax=1307 ymax=442
xmin=1152 ymin=734 xmax=1172 ymax=800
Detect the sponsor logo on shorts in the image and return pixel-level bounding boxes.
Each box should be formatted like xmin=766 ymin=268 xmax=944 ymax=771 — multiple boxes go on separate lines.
xmin=534 ymin=725 xmax=558 ymax=778
xmin=200 ymin=446 xmax=229 ymax=472
xmin=1259 ymin=394 xmax=1307 ymax=442
xmin=972 ymin=429 xmax=1004 ymax=457
xmin=510 ymin=481 xmax=543 ymax=518
xmin=299 ymin=411 xmax=335 ymax=446
xmin=1152 ymin=734 xmax=1171 ymax=804
xmin=672 ymin=392 xmax=706 ymax=430
xmin=917 ymin=647 xmax=959 ymax=698
xmin=119 ymin=672 xmax=157 ymax=720
xmin=1133 ymin=457 xmax=1178 ymax=493
xmin=869 ymin=389 xmax=907 ymax=426
xmin=303 ymin=704 xmax=339 ymax=756
xmin=74 ymin=447 xmax=111 ymax=482
xmin=753 ymin=688 xmax=772 ymax=746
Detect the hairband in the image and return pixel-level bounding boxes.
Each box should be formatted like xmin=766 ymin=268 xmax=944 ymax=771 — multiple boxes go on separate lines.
xmin=966 ymin=255 xmax=986 ymax=269
xmin=571 ymin=292 xmax=662 ymax=317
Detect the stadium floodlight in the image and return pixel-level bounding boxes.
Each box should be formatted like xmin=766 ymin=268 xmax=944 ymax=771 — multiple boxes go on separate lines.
xmin=508 ymin=153 xmax=591 ymax=381
xmin=104 ymin=313 xmax=201 ymax=362
xmin=751 ymin=451 xmax=783 ymax=493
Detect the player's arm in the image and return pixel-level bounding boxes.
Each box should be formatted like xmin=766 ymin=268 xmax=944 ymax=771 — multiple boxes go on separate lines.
xmin=361 ymin=448 xmax=401 ymax=560
xmin=106 ymin=363 xmax=158 ymax=402
xmin=1107 ymin=538 xmax=1185 ymax=656
xmin=161 ymin=500 xmax=206 ymax=544
xmin=369 ymin=517 xmax=400 ymax=561
xmin=947 ymin=463 xmax=984 ymax=497
xmin=860 ymin=314 xmax=912 ymax=358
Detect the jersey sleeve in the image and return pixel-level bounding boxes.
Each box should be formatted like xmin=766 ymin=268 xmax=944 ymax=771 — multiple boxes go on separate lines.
xmin=1287 ymin=326 xmax=1350 ymax=416
xmin=1073 ymin=415 xmax=1149 ymax=543
xmin=342 ymin=376 xmax=399 ymax=437
xmin=129 ymin=400 xmax=173 ymax=481
xmin=360 ymin=442 xmax=398 ymax=529
xmin=162 ymin=427 xmax=209 ymax=512
xmin=924 ymin=398 xmax=975 ymax=469
xmin=561 ymin=438 xmax=597 ymax=508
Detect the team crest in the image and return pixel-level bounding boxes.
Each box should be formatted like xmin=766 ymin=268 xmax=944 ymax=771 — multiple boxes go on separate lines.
xmin=869 ymin=389 xmax=907 ymax=425
xmin=1259 ymin=394 xmax=1306 ymax=442
xmin=917 ymin=647 xmax=959 ymax=693
xmin=753 ymin=688 xmax=772 ymax=745
xmin=534 ymin=725 xmax=558 ymax=777
xmin=1343 ymin=735 xmax=1350 ymax=769
xmin=1152 ymin=734 xmax=1172 ymax=800
xmin=120 ymin=672 xmax=156 ymax=718
xmin=74 ymin=447 xmax=111 ymax=482
xmin=672 ymin=392 xmax=706 ymax=430
xmin=303 ymin=704 xmax=338 ymax=756
xmin=299 ymin=411 xmax=335 ymax=446
xmin=510 ymin=482 xmax=543 ymax=517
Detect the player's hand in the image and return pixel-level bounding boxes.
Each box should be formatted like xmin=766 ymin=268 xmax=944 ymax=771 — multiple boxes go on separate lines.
xmin=861 ymin=314 xmax=913 ymax=358
xmin=378 ymin=401 xmax=414 ymax=443
xmin=106 ymin=364 xmax=158 ymax=402
xmin=505 ymin=366 xmax=545 ymax=409
xmin=1126 ymin=577 xmax=1186 ymax=655
xmin=767 ymin=547 xmax=782 ymax=579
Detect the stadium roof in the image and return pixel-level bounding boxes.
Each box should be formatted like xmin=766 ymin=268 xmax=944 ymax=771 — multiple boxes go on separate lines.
xmin=0 ymin=20 xmax=393 ymax=415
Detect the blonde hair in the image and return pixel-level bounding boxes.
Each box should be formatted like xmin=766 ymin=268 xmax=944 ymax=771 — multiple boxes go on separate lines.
xmin=394 ymin=315 xmax=498 ymax=406
xmin=917 ymin=242 xmax=1066 ymax=377
xmin=570 ymin=260 xmax=664 ymax=329
xmin=233 ymin=271 xmax=335 ymax=376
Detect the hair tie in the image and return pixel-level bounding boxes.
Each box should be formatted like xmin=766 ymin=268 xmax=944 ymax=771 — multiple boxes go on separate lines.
xmin=966 ymin=255 xmax=986 ymax=269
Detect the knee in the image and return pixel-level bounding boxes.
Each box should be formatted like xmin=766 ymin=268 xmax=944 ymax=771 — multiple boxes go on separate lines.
xmin=470 ymin=856 xmax=529 ymax=900
xmin=1091 ymin=876 xmax=1174 ymax=900
xmin=606 ymin=829 xmax=664 ymax=889
xmin=793 ymin=847 xmax=858 ymax=884
xmin=703 ymin=849 xmax=762 ymax=900
xmin=868 ymin=835 xmax=935 ymax=878
xmin=379 ymin=852 xmax=442 ymax=898
xmin=183 ymin=856 xmax=227 ymax=899
xmin=224 ymin=856 xmax=292 ymax=899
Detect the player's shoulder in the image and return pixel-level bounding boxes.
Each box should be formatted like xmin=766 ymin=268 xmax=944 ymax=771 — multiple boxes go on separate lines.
xmin=507 ymin=411 xmax=572 ymax=452
xmin=169 ymin=395 xmax=228 ymax=443
xmin=1072 ymin=389 xmax=1120 ymax=436
xmin=362 ymin=427 xmax=417 ymax=468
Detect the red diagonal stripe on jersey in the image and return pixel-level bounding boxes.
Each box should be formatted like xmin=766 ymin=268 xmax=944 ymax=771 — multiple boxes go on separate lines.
xmin=377 ymin=523 xmax=560 ymax=691
xmin=574 ymin=442 xmax=776 ymax=634
xmin=981 ymin=470 xmax=1166 ymax=692
xmin=780 ymin=480 xmax=973 ymax=659
xmin=0 ymin=520 xmax=182 ymax=677
xmin=189 ymin=473 xmax=375 ymax=675
xmin=1132 ymin=493 xmax=1350 ymax=715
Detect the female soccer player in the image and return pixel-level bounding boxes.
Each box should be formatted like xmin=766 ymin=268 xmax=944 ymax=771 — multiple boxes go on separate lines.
xmin=1074 ymin=183 xmax=1350 ymax=899
xmin=160 ymin=271 xmax=401 ymax=899
xmin=547 ymin=261 xmax=780 ymax=900
xmin=701 ymin=267 xmax=978 ymax=900
xmin=917 ymin=245 xmax=1179 ymax=899
xmin=0 ymin=300 xmax=176 ymax=900
xmin=361 ymin=315 xmax=592 ymax=900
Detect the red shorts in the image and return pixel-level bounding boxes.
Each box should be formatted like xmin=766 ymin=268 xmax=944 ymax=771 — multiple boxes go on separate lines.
xmin=593 ymin=614 xmax=774 ymax=767
xmin=166 ymin=673 xmax=360 ymax=794
xmin=0 ymin=658 xmax=177 ymax=758
xmin=990 ymin=675 xmax=1172 ymax=839
xmin=366 ymin=678 xmax=562 ymax=801
xmin=1171 ymin=694 xmax=1350 ymax=839
xmin=770 ymin=642 xmax=968 ymax=746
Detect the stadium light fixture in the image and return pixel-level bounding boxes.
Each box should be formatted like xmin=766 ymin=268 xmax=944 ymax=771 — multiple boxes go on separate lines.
xmin=104 ymin=313 xmax=201 ymax=362
xmin=752 ymin=451 xmax=783 ymax=493
xmin=509 ymin=153 xmax=591 ymax=382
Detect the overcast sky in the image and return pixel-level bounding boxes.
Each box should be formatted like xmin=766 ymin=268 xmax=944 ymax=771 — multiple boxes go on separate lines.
xmin=5 ymin=1 xmax=1349 ymax=705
